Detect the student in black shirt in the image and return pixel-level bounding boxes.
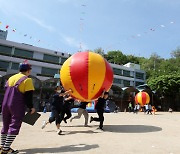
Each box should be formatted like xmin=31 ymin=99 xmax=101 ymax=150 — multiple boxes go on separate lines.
xmin=60 ymin=94 xmax=74 ymax=124
xmin=41 ymin=86 xmax=71 ymax=135
xmin=90 ymin=91 xmax=109 ymax=130
xmin=70 ymin=101 xmax=89 ymax=126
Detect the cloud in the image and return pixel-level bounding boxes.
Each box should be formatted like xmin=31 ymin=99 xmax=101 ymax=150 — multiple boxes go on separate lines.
xmin=62 ymin=35 xmax=88 ymax=50
xmin=23 ymin=13 xmax=55 ymax=32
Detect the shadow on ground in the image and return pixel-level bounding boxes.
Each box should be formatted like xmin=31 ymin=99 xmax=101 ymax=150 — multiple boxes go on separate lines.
xmin=46 ymin=130 xmax=99 ymax=135
xmin=64 ymin=130 xmax=99 ymax=135
xmin=61 ymin=125 xmax=94 ymax=128
xmin=21 ymin=144 xmax=99 ymax=154
xmin=104 ymin=125 xmax=162 ymax=133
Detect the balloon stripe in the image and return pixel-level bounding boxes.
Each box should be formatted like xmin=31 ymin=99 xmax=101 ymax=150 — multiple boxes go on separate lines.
xmin=91 ymin=59 xmax=113 ymax=100
xmin=135 ymin=95 xmax=138 ymax=104
xmin=60 ymin=57 xmax=84 ymax=100
xmin=70 ymin=52 xmax=89 ymax=99
xmin=146 ymin=93 xmax=150 ymax=103
xmin=142 ymin=92 xmax=147 ymax=104
xmin=137 ymin=93 xmax=142 ymax=104
xmin=88 ymin=52 xmax=106 ymax=100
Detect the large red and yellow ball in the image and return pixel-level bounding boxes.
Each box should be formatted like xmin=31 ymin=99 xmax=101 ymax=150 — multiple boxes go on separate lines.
xmin=135 ymin=92 xmax=150 ymax=106
xmin=60 ymin=51 xmax=113 ymax=101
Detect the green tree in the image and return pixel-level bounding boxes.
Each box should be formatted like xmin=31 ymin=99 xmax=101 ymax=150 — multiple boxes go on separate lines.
xmin=148 ymin=74 xmax=180 ymax=96
xmin=171 ymin=47 xmax=180 ymax=58
xmin=106 ymin=50 xmax=127 ymax=64
xmin=147 ymin=74 xmax=180 ymax=110
xmin=93 ymin=48 xmax=105 ymax=57
xmin=126 ymin=55 xmax=140 ymax=64
xmin=138 ymin=53 xmax=164 ymax=79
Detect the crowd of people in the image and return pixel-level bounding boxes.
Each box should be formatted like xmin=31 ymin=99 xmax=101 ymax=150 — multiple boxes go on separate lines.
xmin=41 ymin=86 xmax=109 ymax=134
xmin=128 ymin=102 xmax=156 ymax=115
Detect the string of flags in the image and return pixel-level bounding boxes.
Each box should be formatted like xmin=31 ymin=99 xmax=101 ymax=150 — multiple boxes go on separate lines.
xmin=105 ymin=21 xmax=175 ymax=51
xmin=78 ymin=1 xmax=87 ymax=51
xmin=0 ymin=19 xmax=175 ymax=52
xmin=0 ymin=21 xmax=62 ymax=52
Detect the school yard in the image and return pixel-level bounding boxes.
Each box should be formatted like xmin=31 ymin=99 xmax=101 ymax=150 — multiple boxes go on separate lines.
xmin=0 ymin=112 xmax=180 ymax=154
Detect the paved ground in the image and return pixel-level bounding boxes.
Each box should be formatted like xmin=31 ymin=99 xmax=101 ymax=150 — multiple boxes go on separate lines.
xmin=0 ymin=112 xmax=180 ymax=154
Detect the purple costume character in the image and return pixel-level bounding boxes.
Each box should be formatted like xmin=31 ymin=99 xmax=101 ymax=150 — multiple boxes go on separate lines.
xmin=1 ymin=76 xmax=27 ymax=135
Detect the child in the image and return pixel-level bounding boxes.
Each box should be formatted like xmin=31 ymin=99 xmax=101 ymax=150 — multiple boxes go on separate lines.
xmin=41 ymin=87 xmax=71 ymax=135
xmin=59 ymin=94 xmax=74 ymax=124
xmin=90 ymin=91 xmax=109 ymax=130
xmin=70 ymin=101 xmax=89 ymax=126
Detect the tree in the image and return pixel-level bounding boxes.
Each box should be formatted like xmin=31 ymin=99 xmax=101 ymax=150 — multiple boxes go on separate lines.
xmin=93 ymin=48 xmax=105 ymax=57
xmin=171 ymin=47 xmax=180 ymax=58
xmin=126 ymin=55 xmax=140 ymax=64
xmin=147 ymin=74 xmax=180 ymax=110
xmin=148 ymin=74 xmax=180 ymax=96
xmin=106 ymin=50 xmax=127 ymax=64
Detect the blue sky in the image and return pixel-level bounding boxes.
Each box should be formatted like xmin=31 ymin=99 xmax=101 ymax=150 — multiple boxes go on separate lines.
xmin=0 ymin=0 xmax=180 ymax=59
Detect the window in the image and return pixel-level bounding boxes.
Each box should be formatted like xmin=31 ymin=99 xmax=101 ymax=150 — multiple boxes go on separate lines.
xmin=136 ymin=72 xmax=144 ymax=80
xmin=41 ymin=67 xmax=59 ymax=76
xmin=14 ymin=48 xmax=33 ymax=58
xmin=0 ymin=60 xmax=9 ymax=69
xmin=61 ymin=57 xmax=67 ymax=64
xmin=123 ymin=70 xmax=130 ymax=77
xmin=113 ymin=68 xmax=122 ymax=75
xmin=123 ymin=80 xmax=130 ymax=87
xmin=43 ymin=54 xmax=59 ymax=63
xmin=11 ymin=62 xmax=19 ymax=70
xmin=0 ymin=45 xmax=12 ymax=55
xmin=113 ymin=78 xmax=122 ymax=84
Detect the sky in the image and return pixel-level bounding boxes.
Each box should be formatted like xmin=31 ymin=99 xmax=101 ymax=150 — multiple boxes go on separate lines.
xmin=0 ymin=0 xmax=180 ymax=59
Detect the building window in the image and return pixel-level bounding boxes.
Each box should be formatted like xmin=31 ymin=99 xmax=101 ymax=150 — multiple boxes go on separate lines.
xmin=41 ymin=67 xmax=59 ymax=76
xmin=113 ymin=68 xmax=122 ymax=75
xmin=135 ymin=81 xmax=145 ymax=86
xmin=14 ymin=48 xmax=33 ymax=58
xmin=0 ymin=60 xmax=9 ymax=69
xmin=136 ymin=72 xmax=144 ymax=80
xmin=43 ymin=54 xmax=59 ymax=63
xmin=113 ymin=78 xmax=122 ymax=84
xmin=123 ymin=70 xmax=130 ymax=77
xmin=0 ymin=45 xmax=12 ymax=55
xmin=123 ymin=80 xmax=130 ymax=87
xmin=61 ymin=57 xmax=67 ymax=64
xmin=11 ymin=62 xmax=19 ymax=70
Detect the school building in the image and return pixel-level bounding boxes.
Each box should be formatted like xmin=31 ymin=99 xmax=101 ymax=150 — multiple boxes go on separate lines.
xmin=0 ymin=39 xmax=145 ymax=86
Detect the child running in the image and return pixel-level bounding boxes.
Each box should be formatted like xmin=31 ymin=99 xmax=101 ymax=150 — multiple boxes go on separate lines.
xmin=59 ymin=94 xmax=74 ymax=124
xmin=70 ymin=101 xmax=89 ymax=126
xmin=90 ymin=91 xmax=109 ymax=131
xmin=41 ymin=86 xmax=71 ymax=135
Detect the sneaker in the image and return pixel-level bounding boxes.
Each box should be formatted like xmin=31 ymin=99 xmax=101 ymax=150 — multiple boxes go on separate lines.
xmin=41 ymin=121 xmax=46 ymax=129
xmin=84 ymin=124 xmax=89 ymax=127
xmin=57 ymin=129 xmax=63 ymax=135
xmin=63 ymin=119 xmax=67 ymax=124
xmin=90 ymin=116 xmax=93 ymax=123
xmin=97 ymin=127 xmax=104 ymax=131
